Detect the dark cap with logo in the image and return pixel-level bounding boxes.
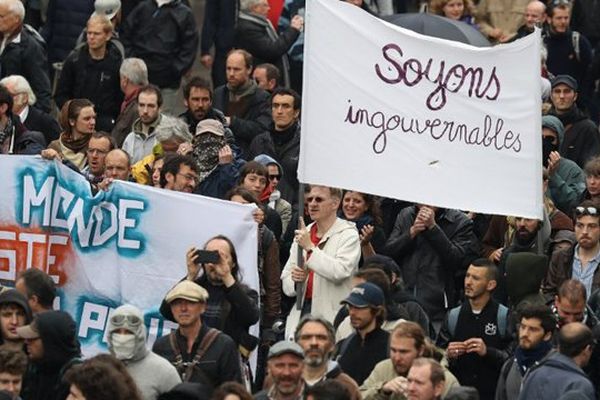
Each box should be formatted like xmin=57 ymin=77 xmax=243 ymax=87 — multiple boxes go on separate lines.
xmin=341 ymin=282 xmax=384 ymax=308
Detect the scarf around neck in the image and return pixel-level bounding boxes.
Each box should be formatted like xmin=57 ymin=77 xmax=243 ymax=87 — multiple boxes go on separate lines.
xmin=515 ymin=340 xmax=552 ymax=376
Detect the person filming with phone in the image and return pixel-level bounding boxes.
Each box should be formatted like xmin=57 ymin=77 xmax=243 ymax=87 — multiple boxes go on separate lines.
xmin=174 ymin=235 xmax=260 ymax=378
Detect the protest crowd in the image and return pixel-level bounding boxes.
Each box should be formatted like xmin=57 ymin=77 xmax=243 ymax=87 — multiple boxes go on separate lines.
xmin=0 ymin=0 xmax=600 ymax=399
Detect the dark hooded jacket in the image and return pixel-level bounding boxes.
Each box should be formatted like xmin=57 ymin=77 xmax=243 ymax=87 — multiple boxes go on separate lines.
xmin=21 ymin=311 xmax=81 ymax=400
xmin=121 ymin=0 xmax=198 ymax=89
xmin=248 ymin=121 xmax=300 ymax=207
xmin=519 ymin=351 xmax=595 ymax=399
xmin=382 ymin=206 xmax=480 ymax=321
xmin=543 ymin=115 xmax=586 ymax=214
xmin=0 ymin=289 xmax=32 ymax=347
xmin=54 ymin=40 xmax=124 ymax=131
xmin=548 ymin=105 xmax=600 ymax=170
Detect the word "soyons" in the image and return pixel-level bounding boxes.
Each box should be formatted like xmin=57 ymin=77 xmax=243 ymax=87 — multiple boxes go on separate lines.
xmin=374 ymin=44 xmax=501 ymax=111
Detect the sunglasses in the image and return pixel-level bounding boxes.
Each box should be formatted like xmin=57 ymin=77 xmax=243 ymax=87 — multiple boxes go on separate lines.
xmin=575 ymin=206 xmax=599 ymax=216
xmin=306 ymin=196 xmax=326 ymax=203
xmin=268 ymin=174 xmax=281 ymax=181
xmin=110 ymin=314 xmax=143 ymax=327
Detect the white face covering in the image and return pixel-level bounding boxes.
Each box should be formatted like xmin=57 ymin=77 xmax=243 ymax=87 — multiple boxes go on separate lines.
xmin=111 ymin=333 xmax=137 ymax=360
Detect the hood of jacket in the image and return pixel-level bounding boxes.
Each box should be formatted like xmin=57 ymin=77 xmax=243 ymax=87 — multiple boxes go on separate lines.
xmin=35 ymin=311 xmax=81 ymax=369
xmin=107 ymin=304 xmax=149 ymax=362
xmin=307 ymin=218 xmax=358 ymax=245
xmin=506 ymin=253 xmax=548 ymax=305
xmin=542 ymin=115 xmax=565 ymax=147
xmin=536 ymin=351 xmax=588 ymax=377
xmin=254 ymin=153 xmax=284 ymax=178
xmin=0 ymin=289 xmax=32 ymax=323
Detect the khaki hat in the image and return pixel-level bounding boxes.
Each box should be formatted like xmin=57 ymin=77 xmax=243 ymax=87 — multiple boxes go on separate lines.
xmin=165 ymin=281 xmax=209 ymax=304
xmin=195 ymin=119 xmax=225 ymax=137
xmin=16 ymin=320 xmax=39 ymax=339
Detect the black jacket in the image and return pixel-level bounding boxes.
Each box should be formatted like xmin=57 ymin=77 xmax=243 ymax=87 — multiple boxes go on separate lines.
xmin=55 ymin=40 xmax=124 ymax=130
xmin=152 ymin=324 xmax=242 ymax=389
xmin=23 ymin=106 xmax=60 ymax=144
xmin=160 ymin=277 xmax=259 ymax=350
xmin=382 ymin=207 xmax=480 ymax=321
xmin=41 ymin=0 xmax=94 ymax=65
xmin=21 ymin=311 xmax=82 ymax=400
xmin=248 ymin=122 xmax=300 ymax=207
xmin=1 ymin=26 xmax=52 ymax=113
xmin=437 ymin=300 xmax=513 ymax=400
xmin=234 ymin=11 xmax=300 ymax=87
xmin=122 ymin=0 xmax=198 ymax=89
xmin=213 ymin=85 xmax=271 ymax=157
xmin=201 ymin=0 xmax=238 ymax=54
xmin=549 ymin=105 xmax=600 ymax=169
xmin=337 ymin=328 xmax=390 ymax=386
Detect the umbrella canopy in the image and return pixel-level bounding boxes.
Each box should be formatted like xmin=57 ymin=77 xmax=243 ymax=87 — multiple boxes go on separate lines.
xmin=383 ymin=13 xmax=491 ymax=47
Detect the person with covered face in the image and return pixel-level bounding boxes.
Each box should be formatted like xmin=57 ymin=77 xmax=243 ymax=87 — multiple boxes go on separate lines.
xmin=107 ymin=304 xmax=180 ymax=400
xmin=182 ymin=119 xmax=244 ymax=200
xmin=542 ymin=115 xmax=586 ymax=214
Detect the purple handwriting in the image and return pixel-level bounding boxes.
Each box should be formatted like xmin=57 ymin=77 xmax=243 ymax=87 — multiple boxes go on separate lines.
xmin=344 ymin=100 xmax=522 ymax=154
xmin=374 ymin=44 xmax=501 ymax=111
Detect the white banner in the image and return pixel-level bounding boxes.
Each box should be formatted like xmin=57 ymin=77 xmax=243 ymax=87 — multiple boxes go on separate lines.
xmin=0 ymin=156 xmax=258 ymax=354
xmin=299 ymin=0 xmax=543 ymax=219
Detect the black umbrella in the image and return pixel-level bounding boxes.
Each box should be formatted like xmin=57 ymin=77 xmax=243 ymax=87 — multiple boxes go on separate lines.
xmin=383 ymin=13 xmax=491 ymax=47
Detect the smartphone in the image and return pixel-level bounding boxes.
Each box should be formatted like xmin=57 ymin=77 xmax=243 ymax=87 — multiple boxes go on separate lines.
xmin=193 ymin=250 xmax=220 ymax=264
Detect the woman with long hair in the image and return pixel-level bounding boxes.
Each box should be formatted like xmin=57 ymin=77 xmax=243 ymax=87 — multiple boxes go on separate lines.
xmin=44 ymin=98 xmax=96 ymax=170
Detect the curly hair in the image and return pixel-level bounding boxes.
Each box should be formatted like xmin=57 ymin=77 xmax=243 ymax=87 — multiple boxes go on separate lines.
xmin=64 ymin=355 xmax=141 ymax=400
xmin=0 ymin=347 xmax=27 ymax=375
xmin=429 ymin=0 xmax=475 ymax=18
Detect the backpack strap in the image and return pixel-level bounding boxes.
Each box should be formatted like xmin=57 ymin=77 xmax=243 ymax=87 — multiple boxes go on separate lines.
xmin=168 ymin=330 xmax=184 ymax=367
xmin=448 ymin=305 xmax=461 ymax=337
xmin=497 ymin=304 xmax=509 ymax=337
xmin=192 ymin=328 xmax=220 ymax=362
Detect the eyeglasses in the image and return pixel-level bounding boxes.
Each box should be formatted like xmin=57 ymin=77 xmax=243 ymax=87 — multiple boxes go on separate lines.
xmin=575 ymin=206 xmax=599 ymax=216
xmin=306 ymin=196 xmax=325 ymax=203
xmin=178 ymin=173 xmax=198 ymax=183
xmin=268 ymin=174 xmax=281 ymax=181
xmin=110 ymin=314 xmax=142 ymax=327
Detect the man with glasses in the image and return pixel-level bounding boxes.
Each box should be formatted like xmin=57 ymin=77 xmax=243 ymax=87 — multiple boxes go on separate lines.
xmin=107 ymin=304 xmax=180 ymax=399
xmin=545 ymin=201 xmax=600 ymax=296
xmin=160 ymin=154 xmax=199 ymax=194
xmin=249 ymin=88 xmax=302 ymax=207
xmin=281 ymin=185 xmax=361 ymax=339
xmin=255 ymin=154 xmax=293 ymax=236
xmin=81 ymin=132 xmax=115 ymax=184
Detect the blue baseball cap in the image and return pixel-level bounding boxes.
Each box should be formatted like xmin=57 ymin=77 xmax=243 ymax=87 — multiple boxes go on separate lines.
xmin=341 ymin=282 xmax=384 ymax=308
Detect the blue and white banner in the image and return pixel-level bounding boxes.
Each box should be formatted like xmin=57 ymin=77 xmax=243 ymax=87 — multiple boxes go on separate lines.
xmin=0 ymin=156 xmax=258 ymax=354
xmin=300 ymin=0 xmax=543 ymax=219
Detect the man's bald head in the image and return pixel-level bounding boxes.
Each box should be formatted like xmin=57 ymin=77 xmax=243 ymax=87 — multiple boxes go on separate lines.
xmin=559 ymin=322 xmax=594 ymax=366
xmin=525 ymin=1 xmax=546 ymax=29
xmin=104 ymin=149 xmax=130 ymax=181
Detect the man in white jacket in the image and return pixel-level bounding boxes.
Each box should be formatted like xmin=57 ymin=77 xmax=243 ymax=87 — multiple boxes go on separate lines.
xmin=281 ymin=185 xmax=361 ymax=340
